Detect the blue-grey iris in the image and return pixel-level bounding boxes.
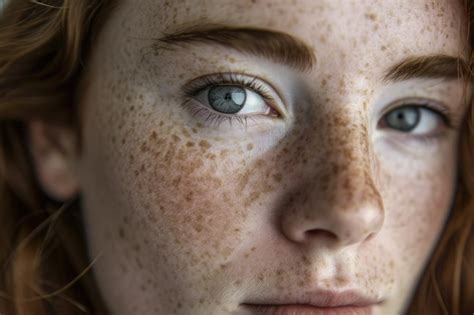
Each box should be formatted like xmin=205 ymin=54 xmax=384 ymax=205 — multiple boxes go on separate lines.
xmin=208 ymin=85 xmax=246 ymax=114
xmin=384 ymin=106 xmax=420 ymax=132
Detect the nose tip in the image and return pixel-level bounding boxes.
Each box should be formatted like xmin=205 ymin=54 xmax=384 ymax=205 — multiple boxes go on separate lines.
xmin=280 ymin=190 xmax=385 ymax=248
xmin=311 ymin=203 xmax=384 ymax=246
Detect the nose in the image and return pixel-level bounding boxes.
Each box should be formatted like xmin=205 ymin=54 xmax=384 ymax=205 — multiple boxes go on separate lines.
xmin=279 ymin=132 xmax=384 ymax=249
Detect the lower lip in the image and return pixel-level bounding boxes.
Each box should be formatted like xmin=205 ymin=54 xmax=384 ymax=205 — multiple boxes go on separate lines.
xmin=243 ymin=304 xmax=373 ymax=315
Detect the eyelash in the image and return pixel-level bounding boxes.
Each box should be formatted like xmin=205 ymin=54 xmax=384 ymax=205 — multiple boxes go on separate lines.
xmin=180 ymin=73 xmax=279 ymax=127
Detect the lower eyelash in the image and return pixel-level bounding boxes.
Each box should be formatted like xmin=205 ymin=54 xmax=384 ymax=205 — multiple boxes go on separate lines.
xmin=182 ymin=99 xmax=259 ymax=128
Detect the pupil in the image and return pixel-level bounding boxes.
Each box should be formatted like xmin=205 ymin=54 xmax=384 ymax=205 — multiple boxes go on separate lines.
xmin=208 ymin=85 xmax=246 ymax=114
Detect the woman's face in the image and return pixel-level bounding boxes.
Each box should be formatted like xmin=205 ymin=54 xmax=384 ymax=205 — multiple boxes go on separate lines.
xmin=73 ymin=0 xmax=469 ymax=314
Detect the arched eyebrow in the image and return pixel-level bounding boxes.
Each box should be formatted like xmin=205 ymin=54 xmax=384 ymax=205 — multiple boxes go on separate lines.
xmin=383 ymin=55 xmax=471 ymax=83
xmin=153 ymin=24 xmax=316 ymax=72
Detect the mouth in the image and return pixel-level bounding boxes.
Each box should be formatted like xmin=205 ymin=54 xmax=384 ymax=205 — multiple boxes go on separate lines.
xmin=241 ymin=289 xmax=382 ymax=315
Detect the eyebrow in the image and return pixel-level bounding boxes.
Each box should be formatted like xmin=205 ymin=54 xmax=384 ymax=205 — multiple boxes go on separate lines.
xmin=150 ymin=25 xmax=471 ymax=82
xmin=383 ymin=55 xmax=471 ymax=83
xmin=152 ymin=24 xmax=316 ymax=72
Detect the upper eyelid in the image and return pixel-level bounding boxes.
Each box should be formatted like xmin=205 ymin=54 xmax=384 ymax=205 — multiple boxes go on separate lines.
xmin=183 ymin=72 xmax=287 ymax=102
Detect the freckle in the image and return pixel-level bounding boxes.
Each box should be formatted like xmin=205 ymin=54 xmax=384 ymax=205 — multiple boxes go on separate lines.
xmin=186 ymin=141 xmax=195 ymax=147
xmin=118 ymin=227 xmax=125 ymax=239
xmin=192 ymin=128 xmax=198 ymax=133
xmin=172 ymin=175 xmax=181 ymax=186
xmin=220 ymin=149 xmax=229 ymax=158
xmin=150 ymin=131 xmax=157 ymax=140
xmin=272 ymin=173 xmax=283 ymax=183
xmin=364 ymin=12 xmax=377 ymax=21
xmin=205 ymin=153 xmax=216 ymax=160
xmin=198 ymin=140 xmax=211 ymax=150
xmin=159 ymin=121 xmax=164 ymax=127
xmin=172 ymin=134 xmax=181 ymax=142
xmin=133 ymin=243 xmax=141 ymax=252
xmin=338 ymin=78 xmax=345 ymax=91
xmin=181 ymin=127 xmax=191 ymax=138
xmin=381 ymin=45 xmax=386 ymax=51
xmin=246 ymin=143 xmax=254 ymax=151
xmin=136 ymin=257 xmax=144 ymax=269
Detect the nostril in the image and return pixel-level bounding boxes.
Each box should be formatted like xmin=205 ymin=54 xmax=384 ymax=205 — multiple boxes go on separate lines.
xmin=365 ymin=231 xmax=377 ymax=242
xmin=304 ymin=229 xmax=338 ymax=242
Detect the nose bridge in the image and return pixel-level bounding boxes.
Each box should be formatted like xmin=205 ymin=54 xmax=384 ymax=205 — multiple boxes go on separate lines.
xmin=314 ymin=109 xmax=377 ymax=203
xmin=279 ymin=109 xmax=385 ymax=248
xmin=324 ymin=120 xmax=378 ymax=208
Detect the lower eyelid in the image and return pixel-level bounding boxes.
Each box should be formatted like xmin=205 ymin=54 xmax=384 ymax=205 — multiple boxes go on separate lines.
xmin=181 ymin=99 xmax=260 ymax=128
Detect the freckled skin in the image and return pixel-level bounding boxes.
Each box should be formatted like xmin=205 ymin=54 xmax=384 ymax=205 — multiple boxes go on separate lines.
xmin=76 ymin=0 xmax=468 ymax=314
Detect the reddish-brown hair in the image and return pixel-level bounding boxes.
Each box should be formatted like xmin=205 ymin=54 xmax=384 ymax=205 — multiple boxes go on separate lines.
xmin=0 ymin=1 xmax=472 ymax=314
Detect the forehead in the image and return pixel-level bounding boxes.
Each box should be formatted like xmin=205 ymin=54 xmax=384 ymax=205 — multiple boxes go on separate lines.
xmin=119 ymin=0 xmax=467 ymax=60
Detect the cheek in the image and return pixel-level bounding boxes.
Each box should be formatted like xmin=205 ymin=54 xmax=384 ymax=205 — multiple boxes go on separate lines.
xmin=376 ymin=144 xmax=456 ymax=268
xmin=103 ymin=109 xmax=277 ymax=274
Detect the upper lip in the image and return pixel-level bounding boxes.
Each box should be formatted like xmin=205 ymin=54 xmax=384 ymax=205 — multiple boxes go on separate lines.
xmin=242 ymin=289 xmax=383 ymax=308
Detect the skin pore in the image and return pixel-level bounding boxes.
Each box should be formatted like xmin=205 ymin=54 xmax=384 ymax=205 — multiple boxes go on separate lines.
xmin=31 ymin=0 xmax=470 ymax=314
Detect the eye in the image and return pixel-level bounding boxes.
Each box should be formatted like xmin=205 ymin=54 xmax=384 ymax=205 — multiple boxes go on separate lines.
xmin=381 ymin=105 xmax=444 ymax=135
xmin=196 ymin=84 xmax=273 ymax=116
xmin=181 ymin=73 xmax=281 ymax=127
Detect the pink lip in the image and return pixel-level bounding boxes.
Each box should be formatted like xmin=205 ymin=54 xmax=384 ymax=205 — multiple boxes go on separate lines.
xmin=243 ymin=304 xmax=373 ymax=315
xmin=242 ymin=289 xmax=381 ymax=315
